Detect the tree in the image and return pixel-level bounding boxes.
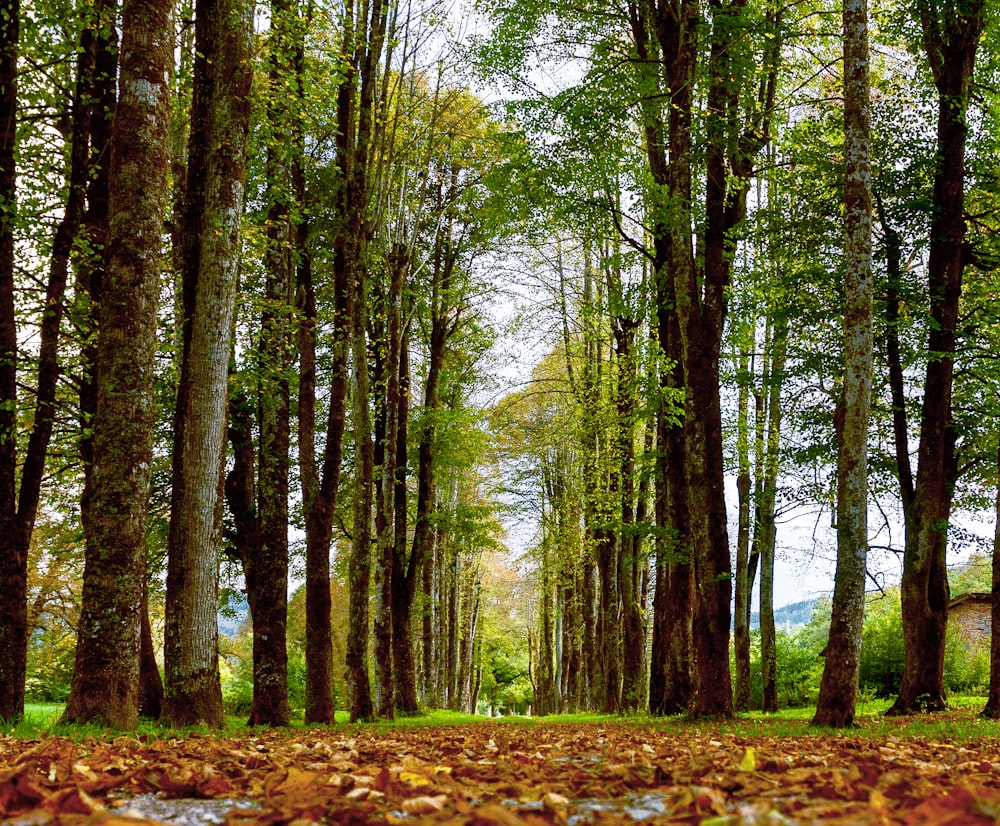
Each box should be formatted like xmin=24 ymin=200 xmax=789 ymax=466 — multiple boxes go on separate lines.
xmin=62 ymin=0 xmax=173 ymax=729
xmin=812 ymin=0 xmax=873 ymax=728
xmin=631 ymin=0 xmax=780 ymax=718
xmin=887 ymin=0 xmax=987 ymax=716
xmin=0 ymin=0 xmax=117 ymax=722
xmin=984 ymin=441 xmax=1000 ymax=718
xmin=162 ymin=0 xmax=254 ymax=728
xmin=322 ymin=0 xmax=391 ymax=721
xmin=241 ymin=0 xmax=305 ymax=728
xmin=297 ymin=26 xmax=347 ymax=727
xmin=0 ymin=0 xmax=21 ymax=721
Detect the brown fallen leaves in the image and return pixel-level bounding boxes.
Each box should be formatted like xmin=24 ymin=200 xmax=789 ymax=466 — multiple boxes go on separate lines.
xmin=1 ymin=719 xmax=1000 ymax=825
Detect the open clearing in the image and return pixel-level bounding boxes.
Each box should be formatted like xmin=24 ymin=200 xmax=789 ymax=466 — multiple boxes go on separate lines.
xmin=2 ymin=712 xmax=1000 ymax=824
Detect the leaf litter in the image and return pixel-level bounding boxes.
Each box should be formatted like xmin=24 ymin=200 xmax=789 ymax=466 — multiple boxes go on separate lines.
xmin=1 ymin=720 xmax=1000 ymax=825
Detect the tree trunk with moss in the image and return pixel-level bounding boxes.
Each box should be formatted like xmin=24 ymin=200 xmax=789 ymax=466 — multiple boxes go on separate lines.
xmin=162 ymin=0 xmax=253 ymax=728
xmin=0 ymin=0 xmax=22 ymax=723
xmin=62 ymin=0 xmax=173 ymax=729
xmin=888 ymin=0 xmax=984 ymax=717
xmin=812 ymin=0 xmax=872 ymax=728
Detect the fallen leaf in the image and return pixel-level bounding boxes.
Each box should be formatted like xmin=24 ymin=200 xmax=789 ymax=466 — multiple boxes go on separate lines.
xmin=401 ymin=794 xmax=448 ymax=814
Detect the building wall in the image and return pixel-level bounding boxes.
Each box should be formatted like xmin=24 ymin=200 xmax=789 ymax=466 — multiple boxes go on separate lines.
xmin=950 ymin=599 xmax=991 ymax=654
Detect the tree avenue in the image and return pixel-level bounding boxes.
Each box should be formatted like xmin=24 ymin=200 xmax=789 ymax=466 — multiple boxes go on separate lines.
xmin=2 ymin=0 xmax=1000 ymax=727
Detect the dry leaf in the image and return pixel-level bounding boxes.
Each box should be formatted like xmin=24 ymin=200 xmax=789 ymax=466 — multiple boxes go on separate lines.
xmin=401 ymin=794 xmax=448 ymax=814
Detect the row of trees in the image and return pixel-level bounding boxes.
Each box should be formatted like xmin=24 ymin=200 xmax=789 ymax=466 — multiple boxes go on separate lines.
xmin=484 ymin=0 xmax=999 ymax=725
xmin=3 ymin=0 xmax=999 ymax=729
xmin=2 ymin=0 xmax=513 ymax=727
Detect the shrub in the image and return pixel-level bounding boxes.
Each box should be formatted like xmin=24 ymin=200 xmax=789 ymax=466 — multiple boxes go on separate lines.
xmin=859 ymin=593 xmax=905 ymax=697
xmin=741 ymin=626 xmax=824 ymax=709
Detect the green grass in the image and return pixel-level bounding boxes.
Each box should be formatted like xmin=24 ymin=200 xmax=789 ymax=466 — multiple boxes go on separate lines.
xmin=5 ymin=697 xmax=997 ymax=741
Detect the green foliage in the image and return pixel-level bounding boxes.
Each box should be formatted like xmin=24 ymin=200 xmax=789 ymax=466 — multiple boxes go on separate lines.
xmin=739 ymin=628 xmax=825 ymax=710
xmin=949 ymin=550 xmax=992 ymax=595
xmin=859 ymin=594 xmax=905 ymax=697
xmin=479 ymin=638 xmax=533 ymax=715
xmin=856 ymin=589 xmax=989 ymax=698
xmin=220 ymin=629 xmax=310 ymax=716
xmin=740 ymin=590 xmax=990 ymax=710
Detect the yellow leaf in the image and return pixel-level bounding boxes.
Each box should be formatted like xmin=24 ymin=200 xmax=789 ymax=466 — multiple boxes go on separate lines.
xmin=738 ymin=747 xmax=757 ymax=772
xmin=399 ymin=770 xmax=428 ymax=788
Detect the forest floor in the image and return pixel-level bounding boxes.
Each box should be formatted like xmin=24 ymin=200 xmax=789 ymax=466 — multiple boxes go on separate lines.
xmin=2 ymin=711 xmax=1000 ymax=825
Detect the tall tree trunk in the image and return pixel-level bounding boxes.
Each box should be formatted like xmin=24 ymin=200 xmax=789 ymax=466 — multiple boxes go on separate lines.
xmin=373 ymin=246 xmax=405 ymax=718
xmin=614 ymin=319 xmax=643 ymax=710
xmin=421 ymin=543 xmax=438 ymax=705
xmin=337 ymin=0 xmax=386 ymax=723
xmin=244 ymin=0 xmax=303 ymax=728
xmin=299 ymin=190 xmax=347 ymax=726
xmin=396 ymin=242 xmax=453 ymax=712
xmin=162 ymin=0 xmax=253 ymax=728
xmin=981 ymin=440 xmax=1000 ymax=718
xmin=888 ymin=0 xmax=984 ymax=716
xmin=391 ymin=329 xmax=419 ymax=714
xmin=346 ymin=270 xmax=376 ymax=721
xmin=812 ymin=0 xmax=872 ymax=727
xmin=631 ymin=0 xmax=699 ymax=717
xmin=1 ymin=0 xmax=103 ymax=719
xmin=758 ymin=315 xmax=788 ymax=712
xmin=0 ymin=0 xmax=21 ymax=722
xmin=733 ymin=341 xmax=753 ymax=712
xmin=648 ymin=245 xmax=694 ymax=715
xmin=63 ymin=0 xmax=173 ymax=729
xmin=536 ymin=539 xmax=556 ymax=715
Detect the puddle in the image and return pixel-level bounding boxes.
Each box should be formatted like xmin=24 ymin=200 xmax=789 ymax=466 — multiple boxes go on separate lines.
xmin=511 ymin=793 xmax=796 ymax=825
xmin=109 ymin=793 xmax=261 ymax=824
xmin=511 ymin=792 xmax=671 ymax=824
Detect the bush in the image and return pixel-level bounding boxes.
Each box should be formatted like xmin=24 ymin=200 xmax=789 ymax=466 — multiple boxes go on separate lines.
xmin=746 ymin=589 xmax=990 ymax=710
xmin=740 ymin=626 xmax=824 ymax=709
xmin=220 ymin=631 xmax=254 ymax=714
xmin=858 ymin=588 xmax=989 ymax=698
xmin=220 ymin=626 xmax=314 ymax=715
xmin=944 ymin=623 xmax=989 ymax=695
xmin=859 ymin=593 xmax=905 ymax=697
xmin=25 ymin=623 xmax=76 ymax=703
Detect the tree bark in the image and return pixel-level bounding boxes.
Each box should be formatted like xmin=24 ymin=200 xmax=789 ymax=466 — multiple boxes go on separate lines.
xmin=981 ymin=441 xmax=1000 ymax=718
xmin=648 ymin=242 xmax=694 ymax=716
xmin=336 ymin=0 xmax=387 ymax=723
xmin=759 ymin=315 xmax=788 ymax=712
xmin=1 ymin=0 xmax=100 ymax=719
xmin=346 ymin=264 xmax=376 ymax=722
xmin=733 ymin=343 xmax=753 ymax=711
xmin=243 ymin=0 xmax=304 ymax=728
xmin=162 ymin=0 xmax=253 ymax=728
xmin=614 ymin=318 xmax=644 ymax=710
xmin=63 ymin=0 xmax=173 ymax=729
xmin=812 ymin=0 xmax=872 ymax=727
xmin=888 ymin=0 xmax=984 ymax=716
xmin=299 ymin=188 xmax=347 ymax=726
xmin=0 ymin=0 xmax=21 ymax=722
xmin=373 ymin=246 xmax=405 ymax=718
xmin=390 ymin=330 xmax=414 ymax=713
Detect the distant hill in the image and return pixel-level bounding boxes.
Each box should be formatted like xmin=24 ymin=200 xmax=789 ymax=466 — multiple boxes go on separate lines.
xmin=750 ymin=598 xmax=818 ymax=632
